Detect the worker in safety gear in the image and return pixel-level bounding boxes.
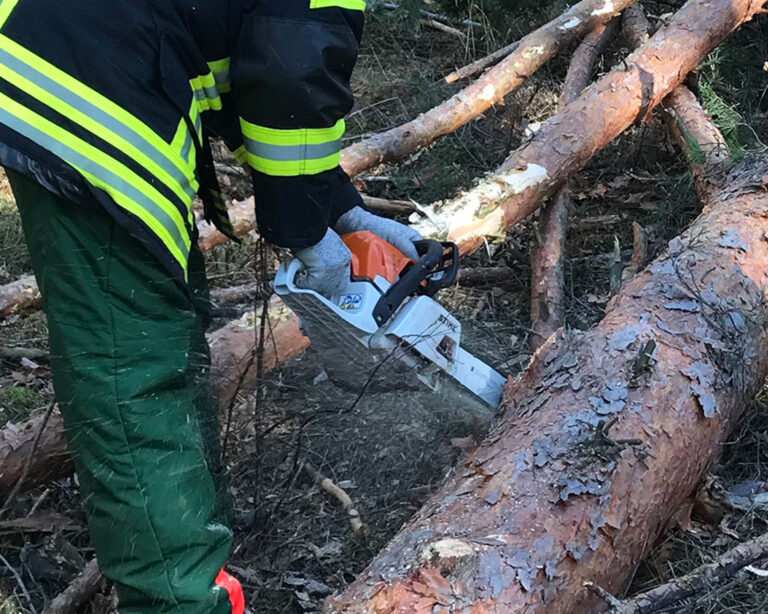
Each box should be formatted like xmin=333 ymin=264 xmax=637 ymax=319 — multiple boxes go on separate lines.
xmin=0 ymin=0 xmax=420 ymax=611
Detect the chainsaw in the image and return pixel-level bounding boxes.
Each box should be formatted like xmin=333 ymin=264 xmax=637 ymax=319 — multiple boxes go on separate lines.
xmin=274 ymin=232 xmax=506 ymax=411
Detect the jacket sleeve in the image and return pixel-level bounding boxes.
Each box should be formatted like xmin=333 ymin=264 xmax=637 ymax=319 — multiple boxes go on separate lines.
xmin=231 ymin=0 xmax=365 ymax=249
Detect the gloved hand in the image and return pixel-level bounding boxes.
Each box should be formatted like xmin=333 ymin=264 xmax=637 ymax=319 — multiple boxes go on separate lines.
xmin=292 ymin=228 xmax=351 ymax=298
xmin=334 ymin=206 xmax=422 ymax=261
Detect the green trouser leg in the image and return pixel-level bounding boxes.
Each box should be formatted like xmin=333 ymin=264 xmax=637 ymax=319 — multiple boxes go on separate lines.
xmin=7 ymin=170 xmax=235 ymax=614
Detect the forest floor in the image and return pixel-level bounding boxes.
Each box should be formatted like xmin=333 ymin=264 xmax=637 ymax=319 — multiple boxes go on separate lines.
xmin=3 ymin=1 xmax=768 ymax=612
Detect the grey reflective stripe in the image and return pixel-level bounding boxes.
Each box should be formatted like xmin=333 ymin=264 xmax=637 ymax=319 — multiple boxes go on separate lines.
xmin=0 ymin=106 xmax=190 ymax=261
xmin=180 ymin=131 xmax=193 ymax=165
xmin=194 ymin=83 xmax=220 ymax=102
xmin=212 ymin=69 xmax=230 ymax=87
xmin=242 ymin=136 xmax=342 ymax=162
xmin=0 ymin=45 xmax=196 ymax=201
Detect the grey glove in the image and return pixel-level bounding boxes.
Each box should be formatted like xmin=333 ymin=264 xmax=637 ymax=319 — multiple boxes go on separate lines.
xmin=334 ymin=206 xmax=422 ymax=260
xmin=293 ymin=228 xmax=352 ymax=298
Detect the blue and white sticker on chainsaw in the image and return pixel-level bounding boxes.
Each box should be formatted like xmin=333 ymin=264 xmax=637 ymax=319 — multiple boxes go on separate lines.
xmin=339 ymin=294 xmax=363 ymax=311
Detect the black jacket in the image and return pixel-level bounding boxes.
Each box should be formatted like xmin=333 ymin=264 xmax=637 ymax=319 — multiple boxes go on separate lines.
xmin=0 ymin=0 xmax=364 ymax=283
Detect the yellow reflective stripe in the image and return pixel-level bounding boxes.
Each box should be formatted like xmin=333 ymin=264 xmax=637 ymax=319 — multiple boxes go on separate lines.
xmin=199 ymin=72 xmax=216 ymax=90
xmin=245 ymin=150 xmax=340 ymax=177
xmin=0 ymin=92 xmax=191 ymax=254
xmin=208 ymin=58 xmax=231 ymax=94
xmin=233 ymin=145 xmax=247 ymax=165
xmin=0 ymin=34 xmax=193 ymax=185
xmin=171 ymin=119 xmax=188 ymax=152
xmin=191 ymin=71 xmax=223 ymax=112
xmin=310 ymin=0 xmax=366 ymax=9
xmin=76 ymin=166 xmax=188 ymax=278
xmin=240 ymin=118 xmax=345 ymax=146
xmin=0 ymin=55 xmax=197 ymax=207
xmin=208 ymin=58 xmax=230 ymax=74
xmin=0 ymin=0 xmax=19 ymax=29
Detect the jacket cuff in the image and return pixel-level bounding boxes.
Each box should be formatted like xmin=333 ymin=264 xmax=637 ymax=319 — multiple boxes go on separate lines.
xmin=251 ymin=166 xmax=362 ymax=249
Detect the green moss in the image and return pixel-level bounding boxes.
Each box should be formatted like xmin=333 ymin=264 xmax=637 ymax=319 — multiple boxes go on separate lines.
xmin=0 ymin=385 xmax=39 ymax=423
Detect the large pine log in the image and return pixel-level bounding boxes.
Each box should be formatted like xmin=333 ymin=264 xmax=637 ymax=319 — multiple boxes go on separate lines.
xmin=531 ymin=22 xmax=615 ymax=350
xmin=324 ymin=54 xmax=768 ymax=614
xmin=411 ymin=0 xmax=766 ymax=255
xmin=339 ymin=0 xmax=635 ymax=178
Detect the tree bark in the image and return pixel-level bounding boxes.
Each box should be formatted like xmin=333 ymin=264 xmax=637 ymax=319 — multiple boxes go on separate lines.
xmin=531 ymin=22 xmax=615 ymax=351
xmin=411 ymin=0 xmax=766 ymax=255
xmin=325 ymin=22 xmax=768 ymax=608
xmin=0 ymin=301 xmax=307 ymax=497
xmin=339 ymin=0 xmax=635 ymax=178
xmin=43 ymin=558 xmax=107 ymax=614
xmin=326 ymin=165 xmax=768 ymax=612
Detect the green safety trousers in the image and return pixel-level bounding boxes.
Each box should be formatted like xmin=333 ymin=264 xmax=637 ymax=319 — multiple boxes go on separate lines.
xmin=7 ymin=170 xmax=245 ymax=613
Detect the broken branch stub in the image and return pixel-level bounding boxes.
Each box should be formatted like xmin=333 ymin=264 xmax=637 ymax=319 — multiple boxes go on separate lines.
xmin=339 ymin=0 xmax=636 ymax=178
xmin=412 ymin=0 xmax=767 ymax=254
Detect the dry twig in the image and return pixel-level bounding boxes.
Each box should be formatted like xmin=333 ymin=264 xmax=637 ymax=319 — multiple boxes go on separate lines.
xmin=303 ymin=462 xmax=370 ymax=539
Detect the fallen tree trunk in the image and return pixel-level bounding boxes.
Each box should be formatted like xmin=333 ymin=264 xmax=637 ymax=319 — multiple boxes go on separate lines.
xmin=0 ymin=301 xmax=306 ymax=497
xmin=339 ymin=0 xmax=635 ymax=178
xmin=325 ymin=52 xmax=768 ymax=614
xmin=410 ymin=0 xmax=766 ymax=254
xmin=531 ymin=22 xmax=615 ymax=350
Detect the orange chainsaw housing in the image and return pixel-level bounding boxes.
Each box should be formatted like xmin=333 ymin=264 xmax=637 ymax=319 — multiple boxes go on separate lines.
xmin=341 ymin=231 xmax=412 ymax=284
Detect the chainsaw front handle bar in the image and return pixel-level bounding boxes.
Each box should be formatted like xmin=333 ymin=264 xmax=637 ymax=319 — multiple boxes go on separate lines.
xmin=372 ymin=240 xmax=459 ymax=326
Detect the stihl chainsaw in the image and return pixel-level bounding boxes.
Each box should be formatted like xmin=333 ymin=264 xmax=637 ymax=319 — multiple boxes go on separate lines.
xmin=274 ymin=232 xmax=505 ymax=411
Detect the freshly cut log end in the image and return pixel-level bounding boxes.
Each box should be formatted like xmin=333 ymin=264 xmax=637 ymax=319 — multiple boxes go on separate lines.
xmin=325 ymin=160 xmax=768 ymax=612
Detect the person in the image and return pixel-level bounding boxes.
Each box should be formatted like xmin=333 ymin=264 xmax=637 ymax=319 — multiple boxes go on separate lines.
xmin=0 ymin=0 xmax=420 ymax=611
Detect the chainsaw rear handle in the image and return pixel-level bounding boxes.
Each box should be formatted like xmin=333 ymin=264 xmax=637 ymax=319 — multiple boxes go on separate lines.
xmin=372 ymin=239 xmax=459 ymax=326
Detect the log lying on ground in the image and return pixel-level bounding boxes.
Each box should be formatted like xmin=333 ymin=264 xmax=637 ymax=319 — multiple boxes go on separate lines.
xmin=531 ymin=22 xmax=615 ymax=350
xmin=325 ymin=77 xmax=768 ymax=614
xmin=411 ymin=0 xmax=766 ymax=254
xmin=208 ymin=299 xmax=309 ymax=413
xmin=197 ymin=198 xmax=259 ymax=250
xmin=0 ymin=274 xmax=40 ymax=319
xmin=0 ymin=301 xmax=306 ymax=497
xmin=44 ymin=558 xmax=107 ymax=614
xmin=611 ymin=529 xmax=768 ymax=614
xmin=339 ymin=0 xmax=636 ymax=178
xmin=444 ymin=41 xmax=519 ymax=85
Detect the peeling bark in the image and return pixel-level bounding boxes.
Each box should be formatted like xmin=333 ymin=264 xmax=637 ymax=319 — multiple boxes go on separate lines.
xmin=0 ymin=301 xmax=307 ymax=497
xmin=411 ymin=0 xmax=766 ymax=254
xmin=326 ymin=160 xmax=768 ymax=612
xmin=325 ymin=10 xmax=768 ymax=606
xmin=531 ymin=22 xmax=615 ymax=351
xmin=339 ymin=0 xmax=635 ymax=178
